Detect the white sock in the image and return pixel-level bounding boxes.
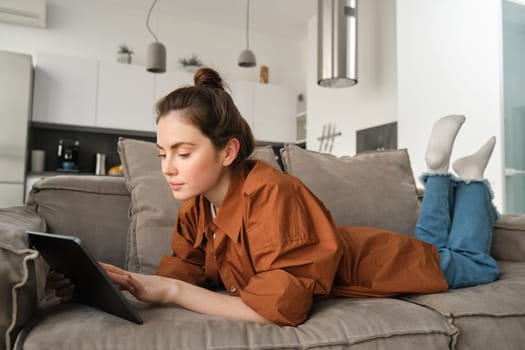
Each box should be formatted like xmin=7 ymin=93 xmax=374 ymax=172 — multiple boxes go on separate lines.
xmin=452 ymin=137 xmax=496 ymax=181
xmin=425 ymin=115 xmax=466 ymax=173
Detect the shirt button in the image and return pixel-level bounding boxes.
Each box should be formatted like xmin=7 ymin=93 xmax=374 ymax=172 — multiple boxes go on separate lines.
xmin=229 ymin=285 xmax=237 ymax=293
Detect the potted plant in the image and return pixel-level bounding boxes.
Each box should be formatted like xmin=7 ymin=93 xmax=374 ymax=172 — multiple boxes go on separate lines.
xmin=117 ymin=44 xmax=134 ymax=64
xmin=178 ymin=54 xmax=203 ymax=72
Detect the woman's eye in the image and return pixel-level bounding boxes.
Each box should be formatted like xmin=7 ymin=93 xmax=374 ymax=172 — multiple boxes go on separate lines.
xmin=178 ymin=153 xmax=190 ymax=158
xmin=157 ymin=154 xmax=166 ymax=159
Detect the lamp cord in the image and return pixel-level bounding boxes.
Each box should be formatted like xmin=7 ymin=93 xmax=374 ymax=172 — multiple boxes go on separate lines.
xmin=146 ymin=0 xmax=159 ymax=42
xmin=245 ymin=0 xmax=250 ymax=48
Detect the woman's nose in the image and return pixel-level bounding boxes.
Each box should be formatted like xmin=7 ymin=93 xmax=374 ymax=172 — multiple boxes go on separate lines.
xmin=162 ymin=158 xmax=178 ymax=176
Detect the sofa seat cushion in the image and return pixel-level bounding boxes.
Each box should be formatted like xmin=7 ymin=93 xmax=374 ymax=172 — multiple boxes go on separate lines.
xmin=19 ymin=298 xmax=456 ymax=350
xmin=402 ymin=261 xmax=525 ymax=349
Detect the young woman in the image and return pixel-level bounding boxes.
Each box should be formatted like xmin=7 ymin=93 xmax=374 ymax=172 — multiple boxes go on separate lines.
xmin=99 ymin=68 xmax=500 ymax=326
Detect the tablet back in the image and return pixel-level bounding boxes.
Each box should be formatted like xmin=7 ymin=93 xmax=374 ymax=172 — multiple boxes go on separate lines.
xmin=27 ymin=231 xmax=143 ymax=324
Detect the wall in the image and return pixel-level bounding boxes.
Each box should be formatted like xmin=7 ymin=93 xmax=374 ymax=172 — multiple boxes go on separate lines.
xmin=0 ymin=0 xmax=306 ymax=93
xmin=305 ymin=0 xmax=398 ymax=156
xmin=396 ymin=0 xmax=504 ymax=210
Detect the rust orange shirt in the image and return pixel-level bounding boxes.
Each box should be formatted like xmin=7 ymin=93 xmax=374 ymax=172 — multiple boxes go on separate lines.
xmin=156 ymin=161 xmax=448 ymax=326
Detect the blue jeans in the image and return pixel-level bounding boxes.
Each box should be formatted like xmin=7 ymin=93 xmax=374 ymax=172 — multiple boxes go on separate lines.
xmin=415 ymin=174 xmax=500 ymax=289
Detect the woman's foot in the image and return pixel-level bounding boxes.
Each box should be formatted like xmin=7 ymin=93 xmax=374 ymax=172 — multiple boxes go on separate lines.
xmin=452 ymin=137 xmax=496 ymax=181
xmin=425 ymin=115 xmax=466 ymax=173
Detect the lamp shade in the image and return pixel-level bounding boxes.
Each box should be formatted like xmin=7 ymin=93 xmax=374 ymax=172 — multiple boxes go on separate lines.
xmin=146 ymin=41 xmax=166 ymax=73
xmin=238 ymin=49 xmax=256 ymax=67
xmin=317 ymin=0 xmax=358 ymax=88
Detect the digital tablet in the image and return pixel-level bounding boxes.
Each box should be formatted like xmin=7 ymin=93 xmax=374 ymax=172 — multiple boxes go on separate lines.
xmin=27 ymin=231 xmax=143 ymax=324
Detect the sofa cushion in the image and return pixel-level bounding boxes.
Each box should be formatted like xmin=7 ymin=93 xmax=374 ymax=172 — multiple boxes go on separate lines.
xmin=118 ymin=138 xmax=180 ymax=274
xmin=401 ymin=261 xmax=525 ymax=349
xmin=118 ymin=138 xmax=283 ymax=274
xmin=492 ymin=215 xmax=525 ymax=262
xmin=27 ymin=175 xmax=130 ymax=268
xmin=18 ymin=297 xmax=456 ymax=350
xmin=0 ymin=206 xmax=46 ymax=350
xmin=281 ymin=145 xmax=421 ymax=235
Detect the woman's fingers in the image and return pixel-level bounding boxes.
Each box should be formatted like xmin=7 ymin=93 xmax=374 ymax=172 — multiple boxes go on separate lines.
xmin=48 ymin=278 xmax=72 ymax=290
xmin=107 ymin=270 xmax=132 ymax=290
xmin=55 ymin=285 xmax=74 ymax=298
xmin=60 ymin=294 xmax=74 ymax=304
xmin=99 ymin=262 xmax=126 ymax=275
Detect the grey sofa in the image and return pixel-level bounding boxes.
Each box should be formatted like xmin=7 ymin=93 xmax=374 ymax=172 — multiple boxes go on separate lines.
xmin=1 ymin=141 xmax=525 ymax=350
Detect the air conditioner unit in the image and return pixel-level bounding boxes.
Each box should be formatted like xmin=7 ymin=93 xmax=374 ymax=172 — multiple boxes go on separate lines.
xmin=0 ymin=0 xmax=47 ymax=28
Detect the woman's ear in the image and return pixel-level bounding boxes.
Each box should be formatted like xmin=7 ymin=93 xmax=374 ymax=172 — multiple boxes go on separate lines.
xmin=222 ymin=138 xmax=241 ymax=167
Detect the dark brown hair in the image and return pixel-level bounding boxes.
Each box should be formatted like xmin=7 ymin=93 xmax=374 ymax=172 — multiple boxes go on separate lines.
xmin=155 ymin=67 xmax=255 ymax=168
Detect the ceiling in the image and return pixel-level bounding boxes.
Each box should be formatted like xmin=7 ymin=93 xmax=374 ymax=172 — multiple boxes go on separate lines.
xmin=118 ymin=0 xmax=317 ymax=38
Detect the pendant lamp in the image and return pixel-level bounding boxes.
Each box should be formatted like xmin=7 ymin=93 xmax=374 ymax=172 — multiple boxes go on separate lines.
xmin=146 ymin=0 xmax=166 ymax=73
xmin=238 ymin=0 xmax=256 ymax=67
xmin=317 ymin=0 xmax=358 ymax=87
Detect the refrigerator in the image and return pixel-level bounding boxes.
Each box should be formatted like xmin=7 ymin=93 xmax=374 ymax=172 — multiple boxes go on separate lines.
xmin=0 ymin=51 xmax=33 ymax=207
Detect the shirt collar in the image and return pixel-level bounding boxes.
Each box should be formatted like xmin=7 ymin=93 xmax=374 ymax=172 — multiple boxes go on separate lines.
xmin=192 ymin=162 xmax=253 ymax=248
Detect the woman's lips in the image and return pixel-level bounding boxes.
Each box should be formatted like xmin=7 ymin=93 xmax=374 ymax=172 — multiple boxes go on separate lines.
xmin=169 ymin=183 xmax=183 ymax=191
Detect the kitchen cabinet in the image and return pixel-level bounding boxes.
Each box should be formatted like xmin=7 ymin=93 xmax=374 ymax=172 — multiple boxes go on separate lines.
xmin=154 ymin=70 xmax=193 ymax=103
xmin=231 ymin=82 xmax=297 ymax=143
xmin=96 ymin=62 xmax=155 ymax=132
xmin=0 ymin=184 xmax=24 ymax=207
xmin=1 ymin=51 xmax=32 ymax=206
xmin=230 ymin=81 xmax=254 ymax=128
xmin=31 ymin=53 xmax=298 ymax=141
xmin=252 ymin=83 xmax=296 ymax=143
xmin=32 ymin=53 xmax=98 ymax=127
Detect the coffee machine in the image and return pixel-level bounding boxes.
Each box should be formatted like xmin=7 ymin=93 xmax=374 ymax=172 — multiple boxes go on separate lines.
xmin=57 ymin=139 xmax=79 ymax=171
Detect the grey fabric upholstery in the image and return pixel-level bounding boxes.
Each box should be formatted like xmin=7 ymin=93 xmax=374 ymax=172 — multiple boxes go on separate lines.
xmin=492 ymin=215 xmax=525 ymax=262
xmin=18 ymin=297 xmax=455 ymax=350
xmin=27 ymin=175 xmax=130 ymax=268
xmin=0 ymin=207 xmax=46 ymax=350
xmin=281 ymin=145 xmax=421 ymax=235
xmin=402 ymin=261 xmax=525 ymax=349
xmin=118 ymin=138 xmax=181 ymax=274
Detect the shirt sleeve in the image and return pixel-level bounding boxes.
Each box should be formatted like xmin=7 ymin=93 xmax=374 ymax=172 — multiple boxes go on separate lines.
xmin=238 ymin=181 xmax=343 ymax=326
xmin=156 ymin=201 xmax=207 ymax=287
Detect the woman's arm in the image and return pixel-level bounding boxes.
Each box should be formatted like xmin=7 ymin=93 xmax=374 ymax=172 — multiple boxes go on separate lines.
xmin=100 ymin=262 xmax=271 ymax=324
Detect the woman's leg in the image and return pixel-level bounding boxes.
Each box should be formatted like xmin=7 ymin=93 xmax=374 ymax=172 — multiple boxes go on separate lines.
xmin=415 ymin=115 xmax=465 ymax=247
xmin=439 ymin=138 xmax=500 ymax=288
xmin=415 ymin=174 xmax=455 ymax=249
xmin=437 ymin=180 xmax=500 ymax=288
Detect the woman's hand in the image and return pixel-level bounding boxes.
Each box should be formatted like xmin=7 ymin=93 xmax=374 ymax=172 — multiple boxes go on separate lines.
xmin=99 ymin=262 xmax=172 ymax=304
xmin=47 ymin=271 xmax=75 ymax=303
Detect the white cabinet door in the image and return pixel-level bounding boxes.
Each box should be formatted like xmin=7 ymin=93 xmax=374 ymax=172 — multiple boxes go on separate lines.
xmin=230 ymin=81 xmax=254 ymax=129
xmin=96 ymin=62 xmax=156 ymax=132
xmin=0 ymin=183 xmax=24 ymax=207
xmin=154 ymin=70 xmax=193 ymax=102
xmin=252 ymin=84 xmax=296 ymax=143
xmin=33 ymin=53 xmax=98 ymax=126
xmin=0 ymin=51 xmax=32 ymax=183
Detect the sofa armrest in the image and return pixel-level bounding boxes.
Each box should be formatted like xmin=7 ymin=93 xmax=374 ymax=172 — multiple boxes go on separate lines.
xmin=27 ymin=175 xmax=131 ymax=268
xmin=491 ymin=214 xmax=525 ymax=262
xmin=0 ymin=206 xmax=47 ymax=350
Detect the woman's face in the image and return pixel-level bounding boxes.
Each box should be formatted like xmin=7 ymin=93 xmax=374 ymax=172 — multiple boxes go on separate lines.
xmin=156 ymin=111 xmax=227 ymax=202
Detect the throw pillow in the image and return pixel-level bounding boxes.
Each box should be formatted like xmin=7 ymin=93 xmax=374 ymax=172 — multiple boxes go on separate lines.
xmin=118 ymin=138 xmax=281 ymax=274
xmin=280 ymin=144 xmax=421 ymax=235
xmin=118 ymin=138 xmax=179 ymax=274
xmin=0 ymin=206 xmax=47 ymax=350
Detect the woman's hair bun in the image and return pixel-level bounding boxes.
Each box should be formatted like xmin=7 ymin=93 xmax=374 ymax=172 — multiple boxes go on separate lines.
xmin=194 ymin=67 xmax=225 ymax=91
